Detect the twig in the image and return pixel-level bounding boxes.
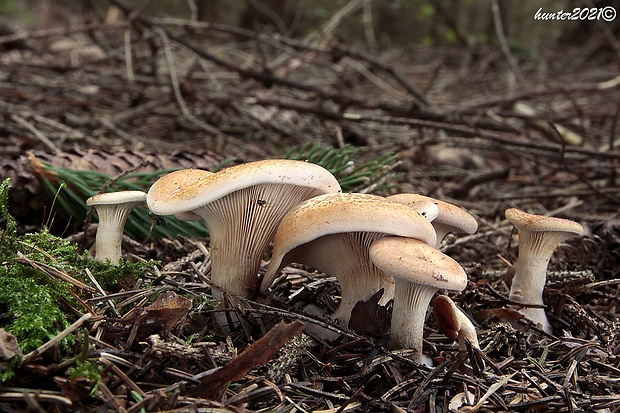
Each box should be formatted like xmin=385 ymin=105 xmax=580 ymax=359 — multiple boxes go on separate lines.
xmin=85 ymin=268 xmax=121 ymax=317
xmin=309 ymin=0 xmax=366 ymax=45
xmin=14 ymin=251 xmax=96 ymax=292
xmin=0 ymin=392 xmax=72 ymax=406
xmin=12 ymin=114 xmax=60 ymax=154
xmin=491 ymin=0 xmax=525 ymax=86
xmin=362 ymin=0 xmax=377 ymax=52
xmin=0 ymin=21 xmax=128 ymax=45
xmin=124 ymin=28 xmax=135 ymax=82
xmin=154 ymin=27 xmax=222 ymax=136
xmin=247 ymin=0 xmax=289 ymax=36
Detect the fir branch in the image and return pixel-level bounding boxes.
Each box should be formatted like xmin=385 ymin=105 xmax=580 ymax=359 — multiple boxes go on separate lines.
xmin=38 ymin=145 xmax=401 ymax=240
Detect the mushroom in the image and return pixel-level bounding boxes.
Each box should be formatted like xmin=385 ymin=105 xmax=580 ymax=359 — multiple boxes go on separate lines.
xmin=505 ymin=208 xmax=584 ymax=333
xmin=369 ymin=236 xmax=467 ymax=364
xmin=86 ymin=190 xmax=147 ymax=264
xmin=388 ymin=194 xmax=477 ymax=248
xmin=147 ymin=160 xmax=341 ymax=305
xmin=432 ymin=295 xmax=479 ymax=352
xmin=260 ymin=192 xmax=437 ymax=329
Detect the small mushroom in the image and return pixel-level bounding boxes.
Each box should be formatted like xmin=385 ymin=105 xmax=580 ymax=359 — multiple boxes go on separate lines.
xmin=432 ymin=295 xmax=479 ymax=352
xmin=505 ymin=208 xmax=584 ymax=333
xmin=86 ymin=190 xmax=147 ymax=264
xmin=388 ymin=194 xmax=477 ymax=248
xmin=369 ymin=236 xmax=467 ymax=364
xmin=147 ymin=160 xmax=341 ymax=305
xmin=260 ymin=192 xmax=437 ymax=329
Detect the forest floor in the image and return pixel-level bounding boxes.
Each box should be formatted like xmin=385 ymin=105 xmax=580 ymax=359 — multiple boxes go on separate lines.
xmin=0 ymin=7 xmax=619 ymax=413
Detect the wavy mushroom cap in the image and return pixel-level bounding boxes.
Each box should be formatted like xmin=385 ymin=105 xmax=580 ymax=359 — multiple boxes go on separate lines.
xmin=147 ymin=160 xmax=340 ymax=216
xmin=505 ymin=208 xmax=584 ymax=236
xmin=260 ymin=192 xmax=438 ymax=294
xmin=505 ymin=207 xmax=584 ymax=262
xmin=433 ymin=295 xmax=479 ymax=351
xmin=388 ymin=193 xmax=477 ymax=247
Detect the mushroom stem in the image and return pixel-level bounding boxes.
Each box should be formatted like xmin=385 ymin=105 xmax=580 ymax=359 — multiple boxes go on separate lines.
xmin=92 ymin=208 xmax=129 ymax=263
xmin=290 ymin=232 xmax=388 ymax=327
xmin=505 ymin=208 xmax=584 ymax=334
xmin=86 ymin=191 xmax=147 ymax=264
xmin=390 ymin=280 xmax=437 ymax=363
xmin=508 ymin=243 xmax=553 ymax=333
xmin=195 ymin=183 xmax=322 ymax=300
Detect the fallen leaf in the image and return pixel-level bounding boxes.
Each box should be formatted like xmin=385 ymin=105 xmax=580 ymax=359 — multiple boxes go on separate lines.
xmin=473 ymin=307 xmax=523 ymax=324
xmin=107 ymin=291 xmax=193 ymax=341
xmin=0 ymin=328 xmax=22 ymax=360
xmin=348 ymin=289 xmax=390 ymax=337
xmin=192 ymin=320 xmax=305 ymax=400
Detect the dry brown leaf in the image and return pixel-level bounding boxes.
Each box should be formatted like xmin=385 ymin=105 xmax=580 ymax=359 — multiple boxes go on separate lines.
xmin=192 ymin=320 xmax=305 ymax=400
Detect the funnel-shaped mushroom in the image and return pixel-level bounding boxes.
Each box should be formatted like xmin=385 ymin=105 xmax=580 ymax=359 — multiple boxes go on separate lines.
xmin=147 ymin=161 xmax=341 ymax=303
xmin=388 ymin=194 xmax=477 ymax=248
xmin=86 ymin=190 xmax=147 ymax=264
xmin=505 ymin=208 xmax=584 ymax=333
xmin=260 ymin=192 xmax=437 ymax=329
xmin=433 ymin=295 xmax=479 ymax=352
xmin=369 ymin=237 xmax=467 ymax=364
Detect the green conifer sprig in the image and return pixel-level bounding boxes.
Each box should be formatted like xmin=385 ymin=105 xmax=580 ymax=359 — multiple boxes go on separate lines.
xmin=285 ymin=143 xmax=401 ymax=193
xmin=39 ymin=145 xmax=401 ymax=240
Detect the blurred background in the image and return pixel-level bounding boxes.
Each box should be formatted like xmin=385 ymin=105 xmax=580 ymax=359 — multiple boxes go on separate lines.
xmin=4 ymin=0 xmax=619 ymax=54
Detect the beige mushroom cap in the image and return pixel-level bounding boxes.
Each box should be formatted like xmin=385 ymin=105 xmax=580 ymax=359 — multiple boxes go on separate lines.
xmin=388 ymin=194 xmax=477 ymax=247
xmin=87 ymin=190 xmax=147 ymax=207
xmin=369 ymin=236 xmax=467 ymax=291
xmin=386 ymin=194 xmax=439 ymax=222
xmin=505 ymin=208 xmax=584 ymax=236
xmin=260 ymin=192 xmax=438 ymax=294
xmin=146 ymin=160 xmax=342 ymax=319
xmin=147 ymin=160 xmax=340 ymax=216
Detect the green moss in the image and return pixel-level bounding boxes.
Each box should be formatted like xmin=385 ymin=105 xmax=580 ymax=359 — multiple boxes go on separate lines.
xmin=0 ymin=179 xmax=157 ymax=359
xmin=88 ymin=257 xmax=158 ymax=291
xmin=0 ymin=273 xmax=71 ymax=352
xmin=68 ymin=359 xmax=103 ymax=383
xmin=0 ymin=178 xmax=17 ymax=253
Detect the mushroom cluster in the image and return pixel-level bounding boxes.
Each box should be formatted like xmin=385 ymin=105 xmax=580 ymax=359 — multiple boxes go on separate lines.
xmin=85 ymin=159 xmax=584 ymax=363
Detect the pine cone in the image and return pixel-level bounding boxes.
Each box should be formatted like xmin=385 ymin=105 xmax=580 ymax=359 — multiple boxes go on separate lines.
xmin=1 ymin=148 xmax=228 ymax=225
